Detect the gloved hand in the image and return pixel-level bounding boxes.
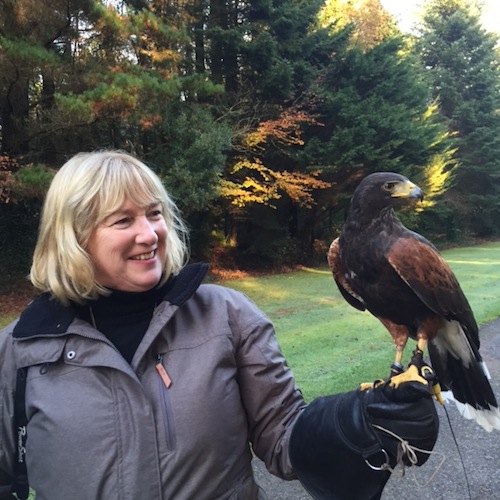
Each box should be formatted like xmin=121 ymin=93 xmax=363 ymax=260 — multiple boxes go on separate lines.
xmin=363 ymin=362 xmax=439 ymax=469
xmin=289 ymin=359 xmax=439 ymax=500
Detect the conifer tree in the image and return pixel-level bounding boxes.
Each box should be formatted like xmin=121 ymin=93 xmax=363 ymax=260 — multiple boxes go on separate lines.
xmin=417 ymin=0 xmax=500 ymax=237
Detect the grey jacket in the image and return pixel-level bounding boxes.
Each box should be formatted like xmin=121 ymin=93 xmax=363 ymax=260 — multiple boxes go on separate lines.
xmin=0 ymin=264 xmax=305 ymax=499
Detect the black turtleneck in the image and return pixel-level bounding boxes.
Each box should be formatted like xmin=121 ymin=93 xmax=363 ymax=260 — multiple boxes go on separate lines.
xmin=76 ymin=285 xmax=166 ymax=364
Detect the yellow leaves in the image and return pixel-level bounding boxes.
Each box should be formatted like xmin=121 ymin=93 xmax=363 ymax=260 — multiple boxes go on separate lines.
xmin=138 ymin=48 xmax=182 ymax=64
xmin=422 ymin=100 xmax=439 ymax=121
xmin=222 ymin=159 xmax=283 ymax=208
xmin=223 ymin=109 xmax=330 ymax=210
xmin=242 ymin=110 xmax=320 ymax=150
xmin=220 ymin=179 xmax=279 ymax=209
xmin=275 ymin=170 xmax=331 ymax=206
xmin=221 ymin=158 xmax=330 ymax=209
xmin=418 ymin=145 xmax=458 ymax=211
xmin=319 ymin=0 xmax=397 ymax=50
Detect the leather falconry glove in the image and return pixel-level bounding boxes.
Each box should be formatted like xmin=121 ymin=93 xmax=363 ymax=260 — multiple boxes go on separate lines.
xmin=289 ymin=358 xmax=439 ymax=500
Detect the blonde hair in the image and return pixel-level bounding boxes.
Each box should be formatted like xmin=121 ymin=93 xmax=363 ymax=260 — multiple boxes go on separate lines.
xmin=30 ymin=151 xmax=189 ymax=304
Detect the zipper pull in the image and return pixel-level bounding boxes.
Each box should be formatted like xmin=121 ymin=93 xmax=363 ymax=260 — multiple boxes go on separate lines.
xmin=156 ymin=354 xmax=172 ymax=389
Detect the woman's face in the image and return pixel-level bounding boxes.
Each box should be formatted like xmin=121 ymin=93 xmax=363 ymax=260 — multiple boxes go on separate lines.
xmin=86 ymin=200 xmax=168 ymax=292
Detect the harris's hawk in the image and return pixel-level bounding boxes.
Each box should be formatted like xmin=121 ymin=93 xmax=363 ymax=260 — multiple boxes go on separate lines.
xmin=328 ymin=172 xmax=500 ymax=431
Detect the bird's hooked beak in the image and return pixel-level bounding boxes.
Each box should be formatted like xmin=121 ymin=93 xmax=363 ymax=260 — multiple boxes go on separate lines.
xmin=391 ymin=180 xmax=424 ymax=202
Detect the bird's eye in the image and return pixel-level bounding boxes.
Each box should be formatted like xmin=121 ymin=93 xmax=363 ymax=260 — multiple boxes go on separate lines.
xmin=383 ymin=182 xmax=396 ymax=192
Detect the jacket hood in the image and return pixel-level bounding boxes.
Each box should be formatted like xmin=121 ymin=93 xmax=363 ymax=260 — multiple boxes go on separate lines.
xmin=12 ymin=262 xmax=209 ymax=340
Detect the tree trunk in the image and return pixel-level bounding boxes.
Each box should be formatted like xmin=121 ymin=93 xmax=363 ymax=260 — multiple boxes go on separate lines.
xmin=224 ymin=0 xmax=239 ymax=92
xmin=40 ymin=71 xmax=57 ymax=162
xmin=1 ymin=76 xmax=30 ymax=155
xmin=209 ymin=0 xmax=225 ymax=84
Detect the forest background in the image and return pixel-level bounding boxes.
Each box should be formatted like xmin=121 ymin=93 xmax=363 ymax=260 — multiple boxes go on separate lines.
xmin=1 ymin=0 xmax=499 ymax=292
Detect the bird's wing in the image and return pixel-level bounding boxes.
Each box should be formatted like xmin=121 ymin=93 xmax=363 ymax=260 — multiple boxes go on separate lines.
xmin=386 ymin=236 xmax=479 ymax=345
xmin=328 ymin=238 xmax=366 ymax=311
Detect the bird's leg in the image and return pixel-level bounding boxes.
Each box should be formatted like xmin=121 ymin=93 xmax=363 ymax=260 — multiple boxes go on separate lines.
xmin=389 ymin=336 xmax=429 ymax=388
xmin=388 ymin=336 xmax=445 ymax=405
xmin=359 ymin=350 xmax=404 ymax=391
xmin=359 ymin=320 xmax=408 ymax=391
xmin=412 ymin=337 xmax=445 ymax=405
xmin=414 ymin=337 xmax=427 ymax=357
xmin=389 ymin=338 xmax=427 ymax=389
xmin=380 ymin=318 xmax=408 ymax=371
xmin=391 ymin=346 xmax=405 ymax=377
xmin=388 ymin=335 xmax=429 ymax=390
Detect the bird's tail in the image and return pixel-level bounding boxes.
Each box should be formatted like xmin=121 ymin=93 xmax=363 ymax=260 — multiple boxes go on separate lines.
xmin=428 ymin=321 xmax=500 ymax=432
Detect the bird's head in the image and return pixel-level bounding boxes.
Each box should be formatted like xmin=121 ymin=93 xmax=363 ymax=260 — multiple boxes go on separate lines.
xmin=350 ymin=172 xmax=424 ymax=215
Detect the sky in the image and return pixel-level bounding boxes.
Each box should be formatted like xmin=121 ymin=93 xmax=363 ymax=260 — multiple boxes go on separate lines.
xmin=380 ymin=0 xmax=500 ymax=34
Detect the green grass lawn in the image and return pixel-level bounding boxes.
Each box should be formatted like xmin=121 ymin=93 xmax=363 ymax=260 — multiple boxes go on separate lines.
xmin=221 ymin=241 xmax=500 ymax=401
xmin=0 ymin=313 xmax=16 ymax=329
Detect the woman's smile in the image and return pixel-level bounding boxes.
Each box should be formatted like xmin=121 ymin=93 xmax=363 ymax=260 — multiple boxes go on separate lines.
xmin=130 ymin=250 xmax=156 ymax=261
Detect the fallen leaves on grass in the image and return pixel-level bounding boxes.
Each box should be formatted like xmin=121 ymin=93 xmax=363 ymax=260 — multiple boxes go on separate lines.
xmin=0 ymin=282 xmax=34 ymax=317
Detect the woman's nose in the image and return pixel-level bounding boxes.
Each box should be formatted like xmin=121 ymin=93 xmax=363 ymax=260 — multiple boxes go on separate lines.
xmin=135 ymin=217 xmax=159 ymax=245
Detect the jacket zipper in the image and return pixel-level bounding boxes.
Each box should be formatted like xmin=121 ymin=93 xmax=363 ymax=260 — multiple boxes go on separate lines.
xmin=156 ymin=354 xmax=176 ymax=452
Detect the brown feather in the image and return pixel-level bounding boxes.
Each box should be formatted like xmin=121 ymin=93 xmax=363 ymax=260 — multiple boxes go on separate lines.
xmin=328 ymin=238 xmax=365 ymax=311
xmin=387 ymin=237 xmax=478 ymax=346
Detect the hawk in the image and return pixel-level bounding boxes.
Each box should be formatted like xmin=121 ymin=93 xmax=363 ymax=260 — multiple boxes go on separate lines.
xmin=328 ymin=172 xmax=500 ymax=431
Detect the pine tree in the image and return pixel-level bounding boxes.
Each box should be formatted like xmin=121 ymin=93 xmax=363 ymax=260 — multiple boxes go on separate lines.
xmin=0 ymin=0 xmax=94 ymax=156
xmin=298 ymin=34 xmax=451 ymax=236
xmin=417 ymin=0 xmax=500 ymax=238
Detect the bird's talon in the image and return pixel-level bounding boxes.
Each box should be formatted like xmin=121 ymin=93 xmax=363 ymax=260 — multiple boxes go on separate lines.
xmin=433 ymin=382 xmax=445 ymax=406
xmin=360 ymin=382 xmax=374 ymax=391
xmin=389 ymin=364 xmax=427 ymax=388
xmin=359 ymin=379 xmax=384 ymax=391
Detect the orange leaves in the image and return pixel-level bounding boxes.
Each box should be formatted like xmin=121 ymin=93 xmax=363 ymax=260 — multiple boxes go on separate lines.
xmin=220 ymin=164 xmax=329 ymax=209
xmin=139 ymin=114 xmax=163 ymax=130
xmin=242 ymin=110 xmax=320 ymax=150
xmin=275 ymin=170 xmax=331 ymax=206
xmin=222 ymin=109 xmax=330 ymax=209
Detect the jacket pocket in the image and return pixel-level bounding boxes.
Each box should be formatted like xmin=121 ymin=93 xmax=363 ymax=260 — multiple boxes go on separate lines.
xmin=156 ymin=355 xmax=176 ymax=452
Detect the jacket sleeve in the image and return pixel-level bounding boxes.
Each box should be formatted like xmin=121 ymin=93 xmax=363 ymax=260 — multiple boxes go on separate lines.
xmin=0 ymin=323 xmax=17 ymax=499
xmin=228 ymin=291 xmax=306 ymax=480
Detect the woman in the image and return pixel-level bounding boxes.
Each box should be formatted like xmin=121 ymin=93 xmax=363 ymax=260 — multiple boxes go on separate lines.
xmin=0 ymin=151 xmax=438 ymax=500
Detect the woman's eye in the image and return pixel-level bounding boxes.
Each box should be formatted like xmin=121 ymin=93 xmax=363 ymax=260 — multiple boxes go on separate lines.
xmin=112 ymin=217 xmax=130 ymax=226
xmin=148 ymin=209 xmax=163 ymax=219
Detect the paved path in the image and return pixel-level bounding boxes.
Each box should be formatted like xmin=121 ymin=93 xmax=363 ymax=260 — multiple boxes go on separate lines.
xmin=252 ymin=320 xmax=500 ymax=499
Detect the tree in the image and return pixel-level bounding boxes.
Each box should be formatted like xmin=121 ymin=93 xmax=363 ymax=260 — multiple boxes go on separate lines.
xmin=190 ymin=0 xmax=347 ymax=263
xmin=417 ymin=0 xmax=500 ymax=238
xmin=0 ymin=0 xmax=94 ymax=157
xmin=295 ymin=35 xmax=452 ymax=242
xmin=0 ymin=0 xmax=230 ymax=195
xmin=220 ymin=108 xmax=330 ymax=210
xmin=319 ymin=0 xmax=399 ymax=50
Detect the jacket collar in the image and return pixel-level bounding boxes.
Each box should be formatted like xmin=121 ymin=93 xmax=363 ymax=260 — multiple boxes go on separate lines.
xmin=12 ymin=263 xmax=209 ymax=339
